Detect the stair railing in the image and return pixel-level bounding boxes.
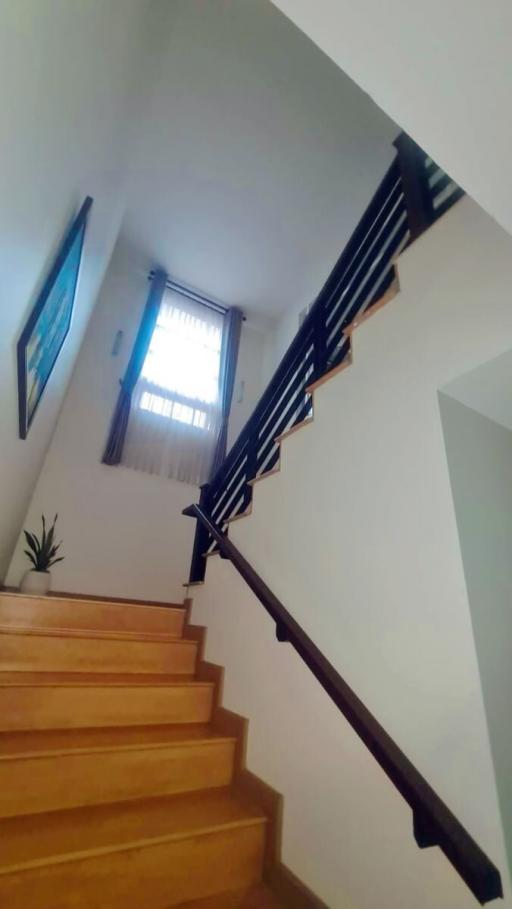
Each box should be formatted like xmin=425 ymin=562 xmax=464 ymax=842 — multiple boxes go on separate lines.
xmin=183 ymin=503 xmax=503 ymax=905
xmin=187 ymin=133 xmax=464 ymax=584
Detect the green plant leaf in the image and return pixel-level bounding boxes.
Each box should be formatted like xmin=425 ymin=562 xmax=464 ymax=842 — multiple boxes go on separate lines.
xmin=23 ymin=531 xmax=40 ymax=556
xmin=47 ymin=556 xmax=64 ymax=568
xmin=23 ymin=549 xmax=38 ymax=569
xmin=44 ymin=525 xmax=55 ymax=559
xmin=24 ymin=514 xmax=63 ymax=570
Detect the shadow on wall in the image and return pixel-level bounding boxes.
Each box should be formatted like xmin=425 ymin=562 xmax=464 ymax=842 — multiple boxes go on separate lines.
xmin=439 ymin=348 xmax=512 ymax=878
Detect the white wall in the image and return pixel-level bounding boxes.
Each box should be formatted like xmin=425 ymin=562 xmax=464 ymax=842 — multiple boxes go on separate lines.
xmin=0 ymin=0 xmax=170 ymax=581
xmin=6 ymin=238 xmax=270 ymax=602
xmin=440 ymin=394 xmax=512 ymax=875
xmin=228 ymin=322 xmax=273 ymax=450
xmin=440 ymin=348 xmax=512 ymax=433
xmin=263 ymin=296 xmax=308 ymax=378
xmin=190 ymin=195 xmax=512 ymax=908
xmin=270 ymin=0 xmax=512 ymax=238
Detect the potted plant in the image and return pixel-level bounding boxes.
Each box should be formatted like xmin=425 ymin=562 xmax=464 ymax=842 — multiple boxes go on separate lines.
xmin=20 ymin=514 xmax=64 ymax=595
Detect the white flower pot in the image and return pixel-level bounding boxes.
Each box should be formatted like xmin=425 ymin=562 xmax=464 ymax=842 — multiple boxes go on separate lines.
xmin=20 ymin=570 xmax=51 ymax=596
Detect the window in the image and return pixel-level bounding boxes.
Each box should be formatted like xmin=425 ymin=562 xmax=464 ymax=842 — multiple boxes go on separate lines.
xmin=122 ymin=289 xmax=225 ymax=485
xmin=138 ymin=292 xmax=223 ymax=430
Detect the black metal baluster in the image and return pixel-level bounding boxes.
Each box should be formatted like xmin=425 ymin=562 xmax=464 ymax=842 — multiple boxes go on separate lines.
xmin=188 ymin=482 xmax=212 ymax=583
xmin=393 ymin=132 xmax=434 ymax=241
xmin=186 ymin=135 xmax=463 ymax=589
xmin=242 ymin=427 xmax=258 ymax=512
xmin=312 ymin=298 xmax=327 ymax=384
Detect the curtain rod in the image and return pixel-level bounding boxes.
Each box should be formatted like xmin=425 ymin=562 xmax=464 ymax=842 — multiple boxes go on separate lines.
xmin=148 ymin=271 xmax=245 ymax=320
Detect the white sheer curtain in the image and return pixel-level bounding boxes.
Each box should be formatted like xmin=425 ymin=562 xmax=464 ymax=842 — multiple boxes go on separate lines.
xmin=122 ymin=288 xmax=224 ymax=486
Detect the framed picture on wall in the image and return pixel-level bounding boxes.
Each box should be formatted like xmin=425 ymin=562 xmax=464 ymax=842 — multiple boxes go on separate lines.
xmin=17 ymin=196 xmax=93 ymax=439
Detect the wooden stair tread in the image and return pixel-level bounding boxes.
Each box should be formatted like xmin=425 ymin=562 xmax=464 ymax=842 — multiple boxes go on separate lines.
xmin=247 ymin=466 xmax=280 ymax=487
xmin=0 ymin=624 xmax=183 ymax=642
xmin=0 ymin=723 xmax=234 ymax=757
xmin=0 ymin=591 xmax=183 ymax=612
xmin=0 ymin=632 xmax=197 ymax=676
xmin=343 ymin=277 xmax=399 ymax=338
xmin=274 ymin=416 xmax=313 ymax=445
xmin=0 ymin=679 xmax=214 ymax=731
xmin=0 ymin=591 xmax=285 ymax=907
xmin=306 ymin=352 xmax=353 ymax=394
xmin=0 ymin=592 xmax=185 ymax=640
xmin=0 ymin=788 xmax=267 ymax=872
xmin=175 ymin=884 xmax=285 ymax=908
xmin=0 ymin=671 xmax=200 ymax=686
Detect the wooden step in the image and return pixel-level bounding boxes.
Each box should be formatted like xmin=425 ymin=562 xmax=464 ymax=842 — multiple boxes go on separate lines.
xmin=0 ymin=628 xmax=197 ymax=674
xmin=274 ymin=416 xmax=313 ymax=445
xmin=0 ymin=724 xmax=236 ymax=816
xmin=0 ymin=592 xmax=184 ymax=636
xmin=247 ymin=466 xmax=280 ymax=487
xmin=0 ymin=671 xmax=199 ymax=685
xmin=0 ymin=789 xmax=267 ymax=907
xmin=0 ymin=624 xmax=183 ymax=642
xmin=0 ymin=679 xmax=215 ymax=730
xmin=174 ymin=884 xmax=285 ymax=907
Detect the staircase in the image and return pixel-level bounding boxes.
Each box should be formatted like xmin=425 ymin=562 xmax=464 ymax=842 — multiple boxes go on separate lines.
xmin=182 ymin=187 xmax=505 ymax=904
xmin=0 ymin=591 xmax=294 ymax=908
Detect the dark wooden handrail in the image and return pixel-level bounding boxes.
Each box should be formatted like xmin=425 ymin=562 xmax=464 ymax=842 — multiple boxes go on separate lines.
xmin=183 ymin=503 xmax=503 ymax=905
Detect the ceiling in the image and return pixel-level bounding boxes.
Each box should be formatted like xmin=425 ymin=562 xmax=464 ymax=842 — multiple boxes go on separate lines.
xmin=122 ymin=0 xmax=397 ymax=320
xmin=271 ymin=0 xmax=512 ymax=242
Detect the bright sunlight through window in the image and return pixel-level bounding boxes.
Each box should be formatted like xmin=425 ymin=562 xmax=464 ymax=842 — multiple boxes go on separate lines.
xmin=139 ymin=295 xmax=223 ymax=430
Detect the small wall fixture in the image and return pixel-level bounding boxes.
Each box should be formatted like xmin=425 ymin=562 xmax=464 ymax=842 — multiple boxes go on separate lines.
xmin=111 ymin=330 xmax=124 ymax=357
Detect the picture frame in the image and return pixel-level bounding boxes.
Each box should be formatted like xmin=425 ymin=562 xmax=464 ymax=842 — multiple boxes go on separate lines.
xmin=17 ymin=196 xmax=93 ymax=439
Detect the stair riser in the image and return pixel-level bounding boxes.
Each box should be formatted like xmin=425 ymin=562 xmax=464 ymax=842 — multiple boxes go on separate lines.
xmin=0 ymin=823 xmax=266 ymax=908
xmin=0 ymin=740 xmax=236 ymax=817
xmin=0 ymin=633 xmax=197 ymax=674
xmin=0 ymin=595 xmax=184 ymax=636
xmin=0 ymin=685 xmax=214 ymax=731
